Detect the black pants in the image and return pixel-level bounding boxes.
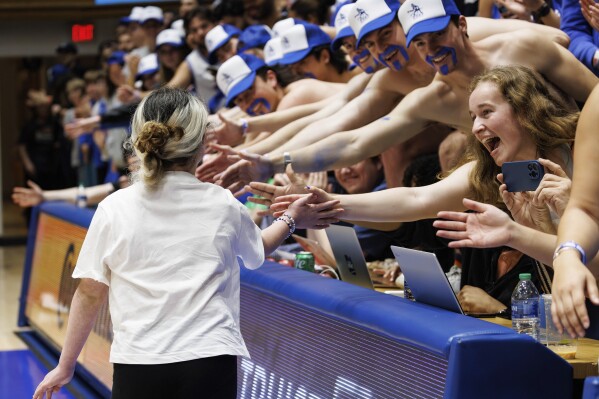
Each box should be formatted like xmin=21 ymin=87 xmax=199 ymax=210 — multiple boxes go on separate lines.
xmin=112 ymin=355 xmax=237 ymax=399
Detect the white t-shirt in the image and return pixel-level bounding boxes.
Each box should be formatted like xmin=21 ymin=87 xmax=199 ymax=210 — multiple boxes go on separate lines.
xmin=72 ymin=171 xmax=264 ymax=364
xmin=186 ymin=50 xmax=218 ymax=103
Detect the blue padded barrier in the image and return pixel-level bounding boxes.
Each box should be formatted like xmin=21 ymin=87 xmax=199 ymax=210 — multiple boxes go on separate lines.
xmin=584 ymin=377 xmax=599 ymax=399
xmin=18 ymin=203 xmax=574 ymax=399
xmin=239 ymin=263 xmax=573 ymax=399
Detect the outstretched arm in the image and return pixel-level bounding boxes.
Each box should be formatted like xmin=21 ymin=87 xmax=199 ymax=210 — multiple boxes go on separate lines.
xmin=466 ymin=17 xmax=568 ymax=46
xmin=240 ymin=72 xmax=375 ymax=155
xmin=275 ymin=84 xmax=403 ymax=152
xmin=33 ymin=278 xmax=108 ymax=399
xmin=552 ymin=85 xmax=599 ymax=338
xmin=267 ymin=83 xmax=451 ymax=174
xmin=271 ymin=163 xmax=473 ymax=223
xmin=525 ymin=30 xmax=599 ymax=102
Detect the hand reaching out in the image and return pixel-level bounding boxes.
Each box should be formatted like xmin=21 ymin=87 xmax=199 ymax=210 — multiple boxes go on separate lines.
xmin=581 ymin=0 xmax=599 ymax=31
xmin=12 ymin=180 xmax=44 ymax=208
xmin=195 ymin=148 xmax=238 ymax=182
xmin=285 ymin=193 xmax=344 ymax=230
xmin=246 ymin=165 xmax=311 ymax=208
xmin=271 ymin=186 xmax=337 ymax=218
xmin=212 ymin=144 xmax=274 ymax=194
xmin=211 ymin=112 xmax=245 ymax=146
xmin=552 ymin=251 xmax=599 ymax=338
xmin=434 ymin=198 xmax=515 ymax=249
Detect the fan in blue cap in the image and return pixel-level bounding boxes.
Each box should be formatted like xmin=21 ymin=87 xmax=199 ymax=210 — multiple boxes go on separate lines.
xmin=237 ymin=24 xmax=273 ymax=54
xmin=331 ymin=3 xmax=356 ymax=52
xmin=398 ymin=0 xmax=460 ymax=47
xmin=333 ymin=3 xmax=381 ymax=75
xmin=205 ymin=24 xmax=242 ymax=64
xmin=349 ymin=0 xmax=400 ymax=46
xmin=216 ymin=54 xmax=267 ymax=110
xmin=398 ymin=0 xmax=460 ymax=75
xmin=277 ymin=23 xmax=331 ymax=66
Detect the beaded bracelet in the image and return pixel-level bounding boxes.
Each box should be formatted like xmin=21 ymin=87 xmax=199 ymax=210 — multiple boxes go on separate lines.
xmin=274 ymin=213 xmax=296 ymax=238
xmin=553 ymin=241 xmax=587 ymax=265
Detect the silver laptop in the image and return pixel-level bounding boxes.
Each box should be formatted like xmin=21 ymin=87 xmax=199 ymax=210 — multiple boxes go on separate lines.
xmin=390 ymin=246 xmax=464 ymax=314
xmin=325 ymin=225 xmax=374 ymax=290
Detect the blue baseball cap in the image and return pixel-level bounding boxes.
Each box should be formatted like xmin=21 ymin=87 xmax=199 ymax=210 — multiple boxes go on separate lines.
xmin=278 ymin=23 xmax=331 ymax=66
xmin=350 ymin=0 xmax=400 ymax=46
xmin=205 ymin=24 xmax=242 ymax=64
xmin=331 ymin=3 xmax=357 ymax=51
xmin=121 ymin=6 xmax=144 ymax=24
xmin=216 ymin=53 xmax=266 ymax=107
xmin=271 ymin=18 xmax=309 ymax=38
xmin=398 ymin=0 xmax=461 ymax=47
xmin=136 ymin=53 xmax=159 ymax=79
xmin=156 ymin=29 xmax=184 ymax=48
xmin=140 ymin=6 xmax=164 ymax=25
xmin=238 ymin=24 xmax=273 ymax=53
xmin=107 ymin=51 xmax=126 ymax=67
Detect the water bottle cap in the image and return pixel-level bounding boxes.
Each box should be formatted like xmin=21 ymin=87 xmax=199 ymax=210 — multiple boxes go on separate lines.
xmin=519 ymin=273 xmax=532 ymax=280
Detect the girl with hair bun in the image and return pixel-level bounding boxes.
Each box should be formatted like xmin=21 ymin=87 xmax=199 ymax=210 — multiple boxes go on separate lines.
xmin=33 ymin=87 xmax=342 ymax=399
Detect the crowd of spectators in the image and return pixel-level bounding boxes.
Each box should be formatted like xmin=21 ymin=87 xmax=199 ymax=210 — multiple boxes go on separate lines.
xmin=14 ymin=0 xmax=599 ymax=335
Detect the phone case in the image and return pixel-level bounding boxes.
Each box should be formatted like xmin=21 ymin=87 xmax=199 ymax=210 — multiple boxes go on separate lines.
xmin=501 ymin=160 xmax=545 ymax=192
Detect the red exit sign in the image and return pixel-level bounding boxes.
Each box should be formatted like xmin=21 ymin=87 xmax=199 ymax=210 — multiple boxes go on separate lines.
xmin=72 ymin=24 xmax=94 ymax=42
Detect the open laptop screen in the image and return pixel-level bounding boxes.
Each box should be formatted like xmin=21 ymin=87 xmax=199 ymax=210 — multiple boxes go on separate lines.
xmin=390 ymin=246 xmax=464 ymax=314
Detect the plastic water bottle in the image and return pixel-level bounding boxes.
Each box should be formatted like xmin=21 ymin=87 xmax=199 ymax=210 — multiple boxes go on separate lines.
xmin=76 ymin=184 xmax=87 ymax=208
xmin=511 ymin=273 xmax=540 ymax=341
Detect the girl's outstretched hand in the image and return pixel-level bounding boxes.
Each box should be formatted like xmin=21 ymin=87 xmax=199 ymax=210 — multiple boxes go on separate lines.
xmin=285 ymin=192 xmax=344 ymax=229
xmin=434 ymin=198 xmax=514 ymax=249
xmin=271 ymin=186 xmax=336 ymax=217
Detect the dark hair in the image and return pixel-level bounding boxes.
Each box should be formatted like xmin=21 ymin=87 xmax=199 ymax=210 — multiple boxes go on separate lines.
xmin=184 ymin=6 xmax=217 ymax=32
xmin=311 ymin=44 xmax=348 ymax=75
xmin=290 ymin=0 xmax=335 ymax=25
xmin=402 ymin=153 xmax=442 ymax=187
xmin=255 ymin=65 xmax=302 ymax=88
xmin=212 ymin=0 xmax=245 ymax=20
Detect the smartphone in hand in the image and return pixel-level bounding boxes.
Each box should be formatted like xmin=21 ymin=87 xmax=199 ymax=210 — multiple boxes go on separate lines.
xmin=502 ymin=160 xmax=545 ymax=192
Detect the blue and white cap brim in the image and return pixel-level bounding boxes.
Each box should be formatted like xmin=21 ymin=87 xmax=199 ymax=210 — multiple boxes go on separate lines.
xmin=331 ymin=26 xmax=354 ymax=51
xmin=405 ymin=15 xmax=450 ymax=46
xmin=278 ymin=48 xmax=312 ymax=65
xmin=208 ymin=37 xmax=231 ymax=64
xmin=225 ymin=72 xmax=256 ymax=107
xmin=217 ymin=54 xmax=265 ymax=106
xmin=136 ymin=67 xmax=159 ymax=80
xmin=206 ymin=25 xmax=241 ymax=64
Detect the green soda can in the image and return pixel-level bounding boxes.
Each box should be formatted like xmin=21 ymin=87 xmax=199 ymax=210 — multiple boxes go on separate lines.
xmin=295 ymin=252 xmax=315 ymax=272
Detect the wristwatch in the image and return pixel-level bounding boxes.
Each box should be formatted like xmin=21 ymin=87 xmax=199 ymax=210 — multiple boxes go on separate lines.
xmin=283 ymin=151 xmax=292 ymax=171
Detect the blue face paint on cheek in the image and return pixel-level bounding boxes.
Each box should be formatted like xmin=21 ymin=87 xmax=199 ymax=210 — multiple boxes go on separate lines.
xmin=424 ymin=46 xmax=458 ymax=75
xmin=377 ymin=45 xmax=409 ymax=71
xmin=303 ymin=72 xmax=317 ymax=79
xmin=246 ymin=98 xmax=271 ymax=116
xmin=353 ymin=49 xmax=376 ymax=74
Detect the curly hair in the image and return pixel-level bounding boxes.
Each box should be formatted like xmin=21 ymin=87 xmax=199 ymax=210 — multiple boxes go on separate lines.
xmin=458 ymin=65 xmax=578 ymax=206
xmin=129 ymin=87 xmax=209 ymax=189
